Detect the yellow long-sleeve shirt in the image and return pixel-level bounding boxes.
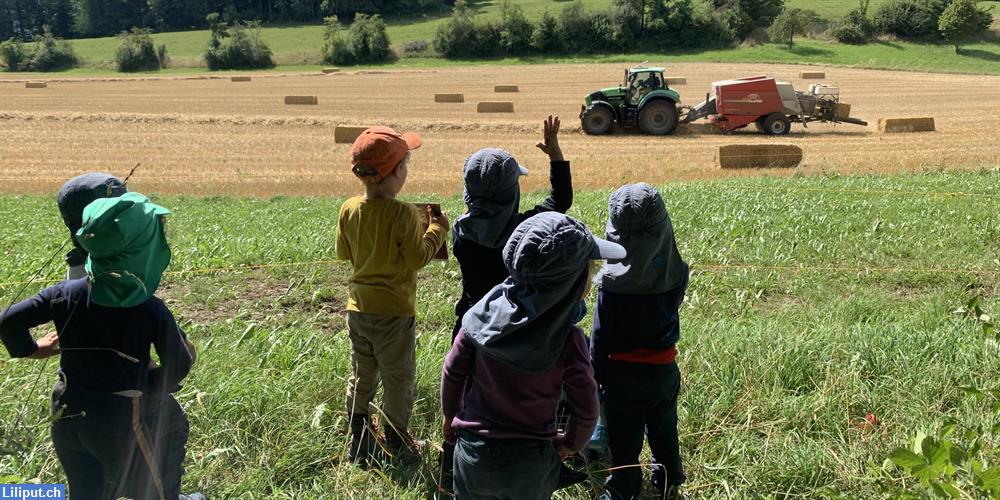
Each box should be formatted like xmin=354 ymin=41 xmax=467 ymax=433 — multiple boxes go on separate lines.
xmin=336 ymin=196 xmax=447 ymax=317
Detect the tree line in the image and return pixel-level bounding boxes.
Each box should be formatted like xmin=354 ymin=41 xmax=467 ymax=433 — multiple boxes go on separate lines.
xmin=0 ymin=0 xmax=451 ymax=39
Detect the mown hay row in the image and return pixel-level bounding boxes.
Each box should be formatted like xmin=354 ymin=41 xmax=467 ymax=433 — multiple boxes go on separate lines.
xmin=284 ymin=95 xmax=318 ymax=105
xmin=878 ymin=117 xmax=935 ymax=133
xmin=334 ymin=125 xmax=370 ymax=144
xmin=799 ymin=71 xmax=826 ymax=79
xmin=231 ymin=76 xmax=252 ymax=82
xmin=25 ymin=82 xmax=47 ymax=89
xmin=494 ymin=85 xmax=519 ymax=92
xmin=718 ymin=144 xmax=803 ymax=169
xmin=665 ymin=77 xmax=687 ymax=85
xmin=434 ymin=93 xmax=464 ymax=103
xmin=477 ymin=102 xmax=514 ymax=113
xmin=677 ymin=123 xmax=721 ymax=135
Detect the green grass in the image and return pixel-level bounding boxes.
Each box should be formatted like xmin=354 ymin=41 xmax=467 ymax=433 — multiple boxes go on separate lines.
xmin=1 ymin=170 xmax=998 ymax=497
xmin=9 ymin=0 xmax=996 ymax=76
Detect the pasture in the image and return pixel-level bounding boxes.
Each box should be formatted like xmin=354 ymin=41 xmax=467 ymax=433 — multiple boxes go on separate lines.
xmin=0 ymin=60 xmax=998 ymax=498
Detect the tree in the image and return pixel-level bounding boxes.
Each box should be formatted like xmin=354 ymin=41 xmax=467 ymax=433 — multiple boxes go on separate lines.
xmin=531 ymin=9 xmax=561 ymax=53
xmin=767 ymin=7 xmax=811 ymax=49
xmin=937 ymin=0 xmax=992 ymax=52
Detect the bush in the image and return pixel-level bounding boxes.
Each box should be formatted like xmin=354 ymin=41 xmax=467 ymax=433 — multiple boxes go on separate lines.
xmin=497 ymin=0 xmax=534 ymax=55
xmin=348 ymin=14 xmax=392 ymax=63
xmin=322 ymin=17 xmax=355 ymax=65
xmin=724 ymin=2 xmax=756 ymax=40
xmin=0 ymin=39 xmax=28 ymax=71
xmin=872 ymin=0 xmax=939 ymax=38
xmin=531 ymin=10 xmax=562 ymax=53
xmin=938 ymin=0 xmax=992 ymax=52
xmin=830 ymin=1 xmax=876 ymax=44
xmin=558 ymin=0 xmax=615 ymax=53
xmin=115 ymin=28 xmax=166 ymax=72
xmin=767 ymin=7 xmax=813 ymax=48
xmin=401 ymin=39 xmax=429 ymax=56
xmin=204 ymin=18 xmax=274 ymax=70
xmin=433 ymin=1 xmax=480 ymax=58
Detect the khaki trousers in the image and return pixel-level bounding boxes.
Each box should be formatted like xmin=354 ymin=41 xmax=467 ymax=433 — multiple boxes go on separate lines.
xmin=345 ymin=311 xmax=417 ymax=432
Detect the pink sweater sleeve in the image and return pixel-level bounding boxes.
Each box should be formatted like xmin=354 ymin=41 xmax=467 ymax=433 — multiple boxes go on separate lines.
xmin=560 ymin=330 xmax=600 ymax=452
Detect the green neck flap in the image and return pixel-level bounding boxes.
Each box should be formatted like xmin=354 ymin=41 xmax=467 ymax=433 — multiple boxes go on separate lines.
xmin=77 ymin=192 xmax=171 ymax=308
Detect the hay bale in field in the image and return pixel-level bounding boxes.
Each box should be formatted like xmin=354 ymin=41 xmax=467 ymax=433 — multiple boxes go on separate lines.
xmin=835 ymin=103 xmax=851 ymax=120
xmin=434 ymin=93 xmax=464 ymax=103
xmin=335 ymin=125 xmax=370 ymax=144
xmin=799 ymin=71 xmax=825 ymax=79
xmin=284 ymin=95 xmax=318 ymax=105
xmin=494 ymin=85 xmax=519 ymax=93
xmin=477 ymin=101 xmax=514 ymax=113
xmin=322 ymin=68 xmax=340 ymax=74
xmin=677 ymin=122 xmax=721 ymax=135
xmin=231 ymin=76 xmax=252 ymax=82
xmin=25 ymin=81 xmax=47 ymax=88
xmin=718 ymin=144 xmax=802 ymax=169
xmin=665 ymin=77 xmax=687 ymax=85
xmin=877 ymin=117 xmax=935 ymax=133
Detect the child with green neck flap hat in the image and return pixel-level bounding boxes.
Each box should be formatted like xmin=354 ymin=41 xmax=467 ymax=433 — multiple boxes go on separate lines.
xmin=592 ymin=183 xmax=690 ymax=500
xmin=337 ymin=126 xmax=450 ymax=464
xmin=0 ymin=192 xmax=201 ymax=500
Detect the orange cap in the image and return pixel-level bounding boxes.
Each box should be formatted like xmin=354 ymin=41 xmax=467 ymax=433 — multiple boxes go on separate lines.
xmin=350 ymin=126 xmax=422 ymax=181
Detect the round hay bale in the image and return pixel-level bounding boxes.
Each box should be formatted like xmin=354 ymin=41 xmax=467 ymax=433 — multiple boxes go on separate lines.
xmin=284 ymin=95 xmax=318 ymax=105
xmin=335 ymin=126 xmax=370 ymax=144
xmin=877 ymin=117 xmax=935 ymax=133
xmin=477 ymin=102 xmax=514 ymax=113
xmin=434 ymin=93 xmax=465 ymax=103
xmin=718 ymin=144 xmax=803 ymax=169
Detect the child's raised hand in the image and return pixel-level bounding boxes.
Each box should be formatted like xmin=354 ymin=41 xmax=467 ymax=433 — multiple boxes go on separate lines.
xmin=535 ymin=115 xmax=564 ymax=162
xmin=28 ymin=331 xmax=60 ymax=359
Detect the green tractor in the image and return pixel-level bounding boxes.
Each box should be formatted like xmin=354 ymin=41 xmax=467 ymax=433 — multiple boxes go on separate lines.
xmin=579 ymin=66 xmax=682 ymax=135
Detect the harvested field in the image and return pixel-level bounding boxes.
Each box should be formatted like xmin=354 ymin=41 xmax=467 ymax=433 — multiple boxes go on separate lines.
xmin=718 ymin=144 xmax=803 ymax=169
xmin=0 ymin=62 xmax=997 ymax=196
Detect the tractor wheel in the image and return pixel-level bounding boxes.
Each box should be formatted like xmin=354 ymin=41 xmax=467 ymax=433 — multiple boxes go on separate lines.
xmin=762 ymin=113 xmax=791 ymax=135
xmin=638 ymin=101 xmax=679 ymax=135
xmin=582 ymin=106 xmax=613 ymax=135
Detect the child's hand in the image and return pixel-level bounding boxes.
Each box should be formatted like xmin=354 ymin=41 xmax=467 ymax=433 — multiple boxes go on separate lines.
xmin=443 ymin=419 xmax=457 ymax=445
xmin=28 ymin=331 xmax=60 ymax=359
xmin=428 ymin=205 xmax=450 ymax=233
xmin=554 ymin=433 xmax=573 ymax=459
xmin=535 ymin=115 xmax=564 ymax=162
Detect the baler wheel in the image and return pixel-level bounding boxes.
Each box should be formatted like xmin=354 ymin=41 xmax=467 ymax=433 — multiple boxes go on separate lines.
xmin=762 ymin=113 xmax=791 ymax=136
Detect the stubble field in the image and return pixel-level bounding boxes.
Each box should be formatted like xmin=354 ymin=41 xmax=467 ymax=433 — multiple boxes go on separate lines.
xmin=1 ymin=62 xmax=998 ymax=197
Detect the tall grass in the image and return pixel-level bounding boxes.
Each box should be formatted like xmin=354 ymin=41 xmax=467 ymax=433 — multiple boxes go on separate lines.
xmin=0 ymin=170 xmax=998 ymax=497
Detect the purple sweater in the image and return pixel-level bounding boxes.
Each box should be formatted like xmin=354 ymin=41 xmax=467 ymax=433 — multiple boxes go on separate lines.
xmin=441 ymin=329 xmax=599 ymax=452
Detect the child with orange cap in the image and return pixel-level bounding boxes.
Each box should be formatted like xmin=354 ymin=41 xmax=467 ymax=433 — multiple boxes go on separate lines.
xmin=336 ymin=126 xmax=450 ymax=464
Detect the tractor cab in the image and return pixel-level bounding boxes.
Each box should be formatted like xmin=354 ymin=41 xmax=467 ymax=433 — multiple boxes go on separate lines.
xmin=626 ymin=67 xmax=666 ymax=105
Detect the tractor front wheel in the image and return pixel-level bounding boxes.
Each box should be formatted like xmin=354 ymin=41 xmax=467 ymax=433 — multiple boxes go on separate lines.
xmin=638 ymin=101 xmax=679 ymax=135
xmin=582 ymin=106 xmax=613 ymax=135
xmin=762 ymin=113 xmax=791 ymax=135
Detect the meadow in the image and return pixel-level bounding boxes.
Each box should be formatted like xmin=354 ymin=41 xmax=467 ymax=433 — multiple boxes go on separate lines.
xmin=10 ymin=0 xmax=999 ymax=75
xmin=0 ymin=170 xmax=998 ymax=498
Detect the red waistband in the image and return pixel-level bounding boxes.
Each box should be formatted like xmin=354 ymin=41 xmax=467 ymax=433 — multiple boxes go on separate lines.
xmin=608 ymin=346 xmax=678 ymax=364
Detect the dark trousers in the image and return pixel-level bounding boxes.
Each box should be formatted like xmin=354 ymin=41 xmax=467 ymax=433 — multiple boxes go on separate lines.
xmin=601 ymin=362 xmax=684 ymax=500
xmin=453 ymin=431 xmax=560 ymax=500
xmin=50 ymin=381 xmax=189 ymax=500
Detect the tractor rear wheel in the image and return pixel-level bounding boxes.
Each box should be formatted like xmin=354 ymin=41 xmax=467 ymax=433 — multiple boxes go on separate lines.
xmin=762 ymin=113 xmax=791 ymax=135
xmin=582 ymin=106 xmax=613 ymax=135
xmin=638 ymin=101 xmax=679 ymax=135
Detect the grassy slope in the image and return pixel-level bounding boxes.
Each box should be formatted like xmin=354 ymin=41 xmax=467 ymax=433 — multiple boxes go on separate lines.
xmin=29 ymin=0 xmax=999 ymax=75
xmin=0 ymin=170 xmax=998 ymax=497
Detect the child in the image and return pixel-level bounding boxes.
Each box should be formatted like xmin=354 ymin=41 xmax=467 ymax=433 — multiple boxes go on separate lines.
xmin=441 ymin=212 xmax=625 ymax=499
xmin=592 ymin=183 xmax=690 ymax=500
xmin=56 ymin=172 xmax=127 ymax=279
xmin=0 ymin=192 xmax=197 ymax=500
xmin=337 ymin=126 xmax=450 ymax=463
xmin=451 ymin=115 xmax=572 ymax=338
xmin=56 ymin=174 xmax=201 ymax=500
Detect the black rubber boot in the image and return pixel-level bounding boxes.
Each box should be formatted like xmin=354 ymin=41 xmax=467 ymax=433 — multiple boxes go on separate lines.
xmin=349 ymin=414 xmax=380 ymax=465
